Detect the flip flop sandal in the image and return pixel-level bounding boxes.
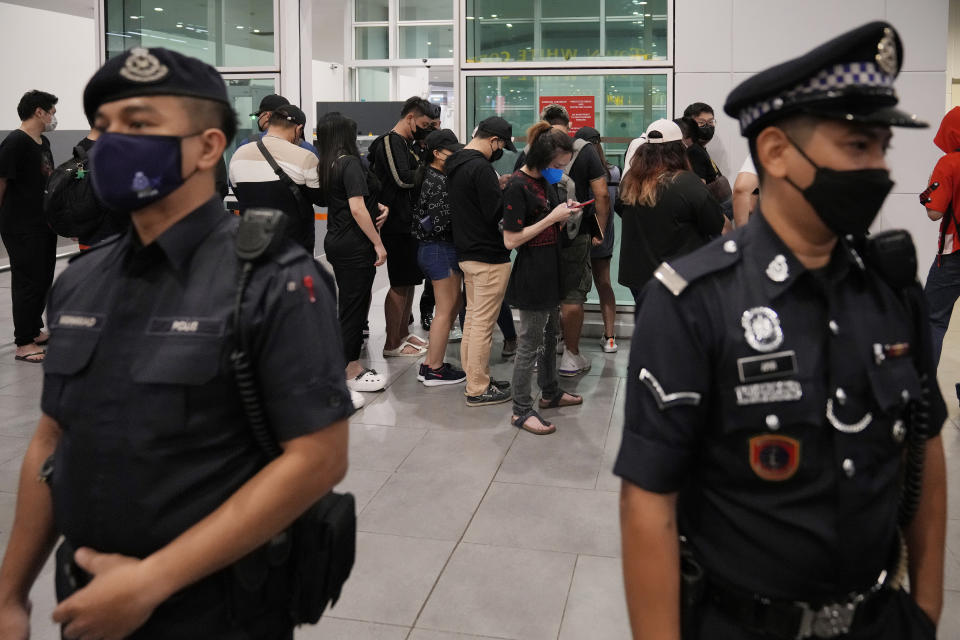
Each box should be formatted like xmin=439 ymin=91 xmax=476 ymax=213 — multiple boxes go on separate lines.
xmin=382 ymin=340 xmax=428 ymax=357
xmin=404 ymin=333 xmax=428 ymax=347
xmin=511 ymin=409 xmax=556 ymax=435
xmin=539 ymin=391 xmax=583 ymax=409
xmin=348 ymin=368 xmax=386 ymax=392
xmin=15 ymin=351 xmax=45 ymax=363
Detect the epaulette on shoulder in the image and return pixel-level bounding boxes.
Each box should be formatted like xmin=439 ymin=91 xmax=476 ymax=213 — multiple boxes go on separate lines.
xmin=67 ymin=233 xmax=123 ymax=262
xmin=654 ymin=236 xmax=743 ymax=296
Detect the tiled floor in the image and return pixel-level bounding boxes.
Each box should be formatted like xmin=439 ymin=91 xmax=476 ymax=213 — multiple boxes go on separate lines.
xmin=0 ymin=260 xmax=957 ymax=639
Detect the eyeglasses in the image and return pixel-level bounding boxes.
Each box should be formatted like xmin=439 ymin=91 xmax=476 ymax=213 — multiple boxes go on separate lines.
xmin=696 ymin=119 xmax=716 ymax=127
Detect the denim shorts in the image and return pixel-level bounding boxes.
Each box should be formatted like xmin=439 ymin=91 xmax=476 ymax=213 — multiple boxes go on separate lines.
xmin=418 ymin=240 xmax=462 ymax=281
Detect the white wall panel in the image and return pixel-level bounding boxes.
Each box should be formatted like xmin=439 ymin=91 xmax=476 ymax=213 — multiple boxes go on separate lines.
xmin=674 ymin=0 xmax=732 ymax=73
xmin=731 ymin=0 xmax=885 ymax=73
xmin=886 ymin=71 xmax=947 ymax=195
xmin=886 ymin=0 xmax=948 ymax=72
xmin=0 ymin=2 xmax=96 ymax=131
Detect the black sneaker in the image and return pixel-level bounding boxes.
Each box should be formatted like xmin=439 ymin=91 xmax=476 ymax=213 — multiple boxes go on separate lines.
xmin=491 ymin=378 xmax=511 ymax=391
xmin=466 ymin=384 xmax=512 ymax=407
xmin=419 ymin=362 xmax=466 ymax=387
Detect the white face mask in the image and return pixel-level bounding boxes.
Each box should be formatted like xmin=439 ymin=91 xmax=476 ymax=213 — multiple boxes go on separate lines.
xmin=44 ymin=113 xmax=57 ymax=133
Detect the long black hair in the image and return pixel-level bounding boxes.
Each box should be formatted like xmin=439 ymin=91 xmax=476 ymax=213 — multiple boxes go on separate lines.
xmin=317 ymin=114 xmax=360 ymax=193
xmin=524 ymin=121 xmax=574 ymax=171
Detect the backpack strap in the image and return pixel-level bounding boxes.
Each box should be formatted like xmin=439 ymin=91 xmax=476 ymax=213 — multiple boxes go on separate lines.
xmin=256 ymin=139 xmax=307 ymax=207
xmin=383 ymin=132 xmax=416 ymax=190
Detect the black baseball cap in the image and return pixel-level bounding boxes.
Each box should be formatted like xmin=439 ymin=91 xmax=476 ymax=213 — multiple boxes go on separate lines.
xmin=724 ymin=21 xmax=926 ymax=137
xmin=574 ymin=126 xmax=601 ymax=144
xmin=272 ymin=104 xmax=306 ymax=126
xmin=253 ymin=93 xmax=289 ymax=116
xmin=84 ymin=47 xmax=228 ymax=124
xmin=475 ymin=116 xmax=517 ymax=151
xmin=425 ymin=128 xmax=464 ymax=153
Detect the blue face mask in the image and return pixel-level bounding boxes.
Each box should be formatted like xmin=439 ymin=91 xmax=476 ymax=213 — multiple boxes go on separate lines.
xmin=90 ymin=132 xmax=198 ymax=212
xmin=541 ymin=167 xmax=564 ymax=184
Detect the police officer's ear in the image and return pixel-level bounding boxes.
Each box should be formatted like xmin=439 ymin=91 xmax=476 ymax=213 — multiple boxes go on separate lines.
xmin=753 ymin=126 xmax=795 ymax=182
xmin=191 ymin=127 xmax=228 ymax=172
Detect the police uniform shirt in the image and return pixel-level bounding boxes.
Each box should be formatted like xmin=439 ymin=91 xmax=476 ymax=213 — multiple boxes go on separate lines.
xmin=42 ymin=197 xmax=351 ymax=559
xmin=614 ymin=212 xmax=946 ymax=601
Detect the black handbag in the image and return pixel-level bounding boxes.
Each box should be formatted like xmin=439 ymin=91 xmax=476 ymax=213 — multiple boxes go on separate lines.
xmin=231 ymin=208 xmax=356 ymax=624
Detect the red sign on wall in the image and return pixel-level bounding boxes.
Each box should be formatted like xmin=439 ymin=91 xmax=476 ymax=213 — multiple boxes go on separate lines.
xmin=538 ymin=96 xmax=596 ymax=134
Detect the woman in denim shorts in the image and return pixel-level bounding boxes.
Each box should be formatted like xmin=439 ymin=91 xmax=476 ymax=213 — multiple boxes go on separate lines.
xmin=413 ymin=130 xmax=468 ymax=387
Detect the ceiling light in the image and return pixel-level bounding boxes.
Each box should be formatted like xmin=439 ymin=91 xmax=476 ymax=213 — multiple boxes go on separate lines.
xmin=176 ymin=23 xmax=183 ymax=27
xmin=491 ymin=13 xmax=497 ymax=17
xmin=253 ymin=28 xmax=260 ymax=32
xmin=645 ymin=13 xmax=651 ymax=16
xmin=506 ymin=23 xmax=512 ymax=27
xmin=130 ymin=15 xmax=139 ymax=19
xmin=236 ymin=25 xmax=244 ymax=29
xmin=427 ymin=41 xmax=432 ymax=44
xmin=154 ymin=6 xmax=163 ymax=11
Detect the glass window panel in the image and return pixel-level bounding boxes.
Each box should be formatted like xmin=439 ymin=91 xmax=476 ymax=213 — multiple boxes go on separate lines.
xmin=357 ymin=67 xmax=391 ymax=101
xmin=542 ymin=0 xmax=600 ymax=18
xmin=605 ymin=0 xmax=667 ymax=18
xmin=400 ymin=0 xmax=453 ymax=21
xmin=224 ymin=76 xmax=277 ymax=168
xmin=355 ymin=0 xmax=389 ymax=22
xmin=540 ymin=21 xmax=601 ymax=60
xmin=355 ymin=26 xmax=389 ymax=59
xmin=605 ymin=17 xmax=668 ymax=60
xmin=467 ymin=21 xmax=535 ymax=62
xmin=465 ymin=0 xmax=536 ymax=20
xmin=399 ymin=25 xmax=454 ymax=59
xmin=105 ymin=0 xmax=275 ymax=67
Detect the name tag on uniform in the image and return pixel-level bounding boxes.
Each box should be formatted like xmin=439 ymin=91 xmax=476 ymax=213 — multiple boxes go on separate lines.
xmin=737 ymin=350 xmax=797 ymax=383
xmin=54 ymin=313 xmax=105 ymax=330
xmin=147 ymin=317 xmax=224 ymax=336
xmin=735 ymin=380 xmax=803 ymax=405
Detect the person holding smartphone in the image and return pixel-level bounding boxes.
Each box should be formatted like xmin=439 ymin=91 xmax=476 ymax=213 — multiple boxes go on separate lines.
xmin=502 ymin=122 xmax=585 ymax=435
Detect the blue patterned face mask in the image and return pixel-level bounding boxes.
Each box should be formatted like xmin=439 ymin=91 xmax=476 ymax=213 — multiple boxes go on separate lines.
xmin=541 ymin=167 xmax=564 ymax=184
xmin=90 ymin=131 xmax=201 ymax=211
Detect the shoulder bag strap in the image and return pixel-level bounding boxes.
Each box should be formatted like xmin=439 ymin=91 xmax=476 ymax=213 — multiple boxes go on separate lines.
xmin=257 ymin=139 xmax=307 ymax=207
xmin=383 ymin=132 xmax=416 ymax=190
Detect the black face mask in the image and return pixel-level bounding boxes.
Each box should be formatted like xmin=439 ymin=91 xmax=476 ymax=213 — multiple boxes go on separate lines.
xmin=784 ymin=139 xmax=894 ymax=237
xmin=489 ymin=140 xmax=504 ymax=163
xmin=413 ymin=125 xmax=429 ymax=141
xmin=698 ymin=125 xmax=715 ymax=142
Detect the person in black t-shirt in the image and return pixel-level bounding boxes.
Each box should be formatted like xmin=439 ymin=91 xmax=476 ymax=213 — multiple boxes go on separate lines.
xmin=615 ymin=119 xmax=723 ymax=304
xmin=0 ymin=90 xmax=59 ymax=363
xmin=503 ymin=123 xmax=584 ymax=435
xmin=74 ymin=118 xmax=132 ymax=248
xmin=319 ymin=114 xmax=389 ymax=406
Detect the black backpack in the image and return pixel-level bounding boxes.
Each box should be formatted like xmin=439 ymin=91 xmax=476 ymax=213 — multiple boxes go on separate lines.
xmin=43 ymin=144 xmax=105 ymax=239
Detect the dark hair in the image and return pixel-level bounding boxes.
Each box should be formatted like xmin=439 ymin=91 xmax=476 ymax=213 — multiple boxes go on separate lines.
xmin=401 ymin=96 xmax=440 ymax=119
xmin=17 ymin=90 xmax=57 ymax=121
xmin=683 ymin=102 xmax=714 ymax=119
xmin=182 ymin=97 xmax=237 ymax=146
xmin=591 ymin=141 xmax=612 ymax=179
xmin=620 ymin=141 xmax=689 ymax=207
xmin=674 ymin=116 xmax=697 ymax=142
xmin=524 ymin=121 xmax=574 ymax=171
xmin=317 ymin=114 xmax=360 ymax=193
xmin=267 ymin=108 xmax=301 ymax=129
xmin=540 ymin=104 xmax=570 ymax=127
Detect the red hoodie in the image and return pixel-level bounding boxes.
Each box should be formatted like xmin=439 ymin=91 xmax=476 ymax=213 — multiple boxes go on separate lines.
xmin=927 ymin=107 xmax=960 ymax=255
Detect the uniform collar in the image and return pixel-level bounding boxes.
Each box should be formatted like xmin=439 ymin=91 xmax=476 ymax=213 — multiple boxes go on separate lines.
xmin=745 ymin=210 xmax=863 ymax=299
xmin=125 ymin=197 xmax=226 ymax=275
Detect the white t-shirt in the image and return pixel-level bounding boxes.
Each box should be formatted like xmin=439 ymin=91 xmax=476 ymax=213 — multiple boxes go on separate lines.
xmin=739 ymin=156 xmax=757 ymax=176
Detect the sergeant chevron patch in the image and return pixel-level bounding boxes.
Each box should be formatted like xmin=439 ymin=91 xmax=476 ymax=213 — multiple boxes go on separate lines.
xmin=639 ymin=368 xmax=702 ymax=410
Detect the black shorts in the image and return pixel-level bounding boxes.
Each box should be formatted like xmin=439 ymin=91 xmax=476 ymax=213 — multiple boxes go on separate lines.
xmin=383 ymin=233 xmax=424 ymax=287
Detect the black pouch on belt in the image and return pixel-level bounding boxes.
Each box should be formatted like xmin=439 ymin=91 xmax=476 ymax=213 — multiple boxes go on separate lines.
xmin=54 ymin=539 xmax=91 ymax=603
xmin=680 ymin=538 xmax=706 ymax=640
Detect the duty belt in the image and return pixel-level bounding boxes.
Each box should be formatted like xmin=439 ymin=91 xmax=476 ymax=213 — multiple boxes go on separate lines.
xmin=707 ymin=570 xmax=892 ymax=639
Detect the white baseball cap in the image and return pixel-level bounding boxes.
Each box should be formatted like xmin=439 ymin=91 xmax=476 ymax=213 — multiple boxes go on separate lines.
xmin=643 ymin=119 xmax=683 ymax=144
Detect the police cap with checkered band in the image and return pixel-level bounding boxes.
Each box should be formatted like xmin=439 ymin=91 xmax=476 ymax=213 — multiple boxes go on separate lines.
xmin=724 ymin=21 xmax=927 ymax=138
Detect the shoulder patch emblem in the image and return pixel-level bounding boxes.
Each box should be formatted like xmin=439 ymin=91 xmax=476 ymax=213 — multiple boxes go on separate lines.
xmin=749 ymin=434 xmax=800 ymax=481
xmin=638 ymin=368 xmax=701 ymax=410
xmin=653 ymin=262 xmax=688 ymax=296
xmin=741 ymin=307 xmax=783 ymax=352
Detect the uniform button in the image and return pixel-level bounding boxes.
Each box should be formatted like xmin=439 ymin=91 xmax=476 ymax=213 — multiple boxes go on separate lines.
xmin=828 ymin=320 xmax=839 ymax=335
xmin=892 ymin=420 xmax=906 ymax=443
xmin=723 ymin=240 xmax=737 ymax=254
xmin=765 ymin=414 xmax=780 ymax=430
xmin=835 ymin=388 xmax=847 ymax=405
xmin=901 ymin=389 xmax=910 ymax=403
xmin=842 ymin=458 xmax=856 ymax=477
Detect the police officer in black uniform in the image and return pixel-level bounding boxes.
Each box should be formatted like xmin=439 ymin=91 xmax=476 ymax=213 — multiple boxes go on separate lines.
xmin=0 ymin=48 xmax=351 ymax=640
xmin=616 ymin=22 xmax=947 ymax=640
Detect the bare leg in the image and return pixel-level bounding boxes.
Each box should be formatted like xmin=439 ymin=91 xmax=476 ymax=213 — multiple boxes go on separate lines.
xmin=561 ymin=302 xmax=584 ymax=355
xmin=424 ymin=273 xmax=463 ymax=370
xmin=384 ymin=285 xmax=419 ymax=353
xmin=592 ymin=257 xmax=616 ymax=338
xmin=345 ymin=360 xmax=365 ymax=379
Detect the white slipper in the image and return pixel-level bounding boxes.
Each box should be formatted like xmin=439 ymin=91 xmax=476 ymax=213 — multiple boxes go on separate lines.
xmin=347 ymin=368 xmax=386 ymax=392
xmin=404 ymin=333 xmax=428 ymax=347
xmin=382 ymin=340 xmax=428 ymax=357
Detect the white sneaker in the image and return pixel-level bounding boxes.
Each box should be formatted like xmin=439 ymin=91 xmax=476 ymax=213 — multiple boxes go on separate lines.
xmin=449 ymin=326 xmax=463 ymax=342
xmin=347 ymin=368 xmax=386 ymax=392
xmin=559 ymin=349 xmax=591 ymax=377
xmin=556 ymin=341 xmax=565 ymax=355
xmin=601 ymin=335 xmax=618 ymax=353
xmin=349 ymin=389 xmax=365 ymax=410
